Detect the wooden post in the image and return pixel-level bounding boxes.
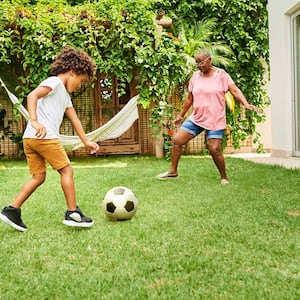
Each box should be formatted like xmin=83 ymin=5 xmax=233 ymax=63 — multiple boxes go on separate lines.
xmin=154 ymin=9 xmax=172 ymax=158
xmin=154 ymin=9 xmax=172 ymax=49
xmin=155 ymin=129 xmax=164 ymax=159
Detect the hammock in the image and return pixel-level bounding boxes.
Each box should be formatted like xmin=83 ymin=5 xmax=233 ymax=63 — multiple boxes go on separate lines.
xmin=0 ymin=78 xmax=139 ymax=151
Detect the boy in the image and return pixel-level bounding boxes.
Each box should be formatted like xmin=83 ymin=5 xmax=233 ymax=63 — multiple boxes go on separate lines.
xmin=0 ymin=46 xmax=99 ymax=232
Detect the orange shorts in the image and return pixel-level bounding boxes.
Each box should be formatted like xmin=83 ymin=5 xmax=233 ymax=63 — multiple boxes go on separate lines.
xmin=23 ymin=138 xmax=70 ymax=175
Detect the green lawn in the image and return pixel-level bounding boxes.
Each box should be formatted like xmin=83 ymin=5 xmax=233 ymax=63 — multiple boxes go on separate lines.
xmin=0 ymin=155 xmax=299 ymax=299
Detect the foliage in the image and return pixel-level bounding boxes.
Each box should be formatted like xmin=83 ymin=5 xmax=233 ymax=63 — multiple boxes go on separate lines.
xmin=0 ymin=107 xmax=24 ymax=157
xmin=0 ymin=0 xmax=186 ymax=102
xmin=163 ymin=0 xmax=269 ymax=151
xmin=0 ymin=0 xmax=269 ymax=155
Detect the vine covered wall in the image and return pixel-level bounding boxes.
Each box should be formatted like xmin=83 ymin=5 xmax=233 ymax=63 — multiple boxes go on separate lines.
xmin=0 ymin=0 xmax=269 ymax=155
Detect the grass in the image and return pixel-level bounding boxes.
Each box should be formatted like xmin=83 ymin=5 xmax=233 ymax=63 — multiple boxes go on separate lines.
xmin=0 ymin=155 xmax=299 ymax=300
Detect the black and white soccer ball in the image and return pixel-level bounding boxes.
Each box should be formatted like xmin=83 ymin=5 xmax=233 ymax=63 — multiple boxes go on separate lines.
xmin=102 ymin=186 xmax=138 ymax=221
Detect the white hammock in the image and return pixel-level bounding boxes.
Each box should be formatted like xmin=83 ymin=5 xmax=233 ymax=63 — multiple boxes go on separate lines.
xmin=0 ymin=78 xmax=139 ymax=151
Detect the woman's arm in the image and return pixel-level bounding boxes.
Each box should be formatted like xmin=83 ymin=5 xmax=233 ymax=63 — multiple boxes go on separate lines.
xmin=229 ymin=83 xmax=262 ymax=113
xmin=174 ymin=91 xmax=193 ymax=127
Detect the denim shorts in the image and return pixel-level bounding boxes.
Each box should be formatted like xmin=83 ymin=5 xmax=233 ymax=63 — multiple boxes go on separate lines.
xmin=181 ymin=118 xmax=224 ymax=139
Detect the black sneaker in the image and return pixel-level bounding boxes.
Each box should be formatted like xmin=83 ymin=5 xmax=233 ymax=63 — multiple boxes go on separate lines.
xmin=62 ymin=206 xmax=94 ymax=227
xmin=0 ymin=206 xmax=27 ymax=232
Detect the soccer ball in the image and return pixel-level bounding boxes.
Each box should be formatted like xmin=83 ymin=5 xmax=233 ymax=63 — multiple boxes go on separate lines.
xmin=102 ymin=186 xmax=138 ymax=221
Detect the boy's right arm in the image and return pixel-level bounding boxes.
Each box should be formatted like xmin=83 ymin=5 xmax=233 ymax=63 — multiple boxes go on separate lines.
xmin=65 ymin=106 xmax=99 ymax=154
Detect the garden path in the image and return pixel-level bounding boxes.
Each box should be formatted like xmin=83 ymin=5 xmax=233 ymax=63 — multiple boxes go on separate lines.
xmin=229 ymin=153 xmax=300 ymax=169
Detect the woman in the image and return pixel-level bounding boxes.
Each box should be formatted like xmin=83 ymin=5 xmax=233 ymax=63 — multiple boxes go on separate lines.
xmin=157 ymin=50 xmax=261 ymax=185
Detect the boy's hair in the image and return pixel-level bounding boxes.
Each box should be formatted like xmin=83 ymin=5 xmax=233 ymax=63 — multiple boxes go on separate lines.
xmin=49 ymin=46 xmax=96 ymax=78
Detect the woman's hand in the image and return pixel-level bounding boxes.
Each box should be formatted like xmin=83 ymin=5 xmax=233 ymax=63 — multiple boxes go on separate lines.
xmin=174 ymin=115 xmax=183 ymax=127
xmin=245 ymin=104 xmax=263 ymax=114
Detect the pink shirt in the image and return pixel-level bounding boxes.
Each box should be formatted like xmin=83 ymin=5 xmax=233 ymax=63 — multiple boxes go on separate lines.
xmin=188 ymin=68 xmax=234 ymax=130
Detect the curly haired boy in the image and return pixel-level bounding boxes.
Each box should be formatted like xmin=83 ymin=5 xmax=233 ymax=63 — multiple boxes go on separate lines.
xmin=0 ymin=46 xmax=99 ymax=231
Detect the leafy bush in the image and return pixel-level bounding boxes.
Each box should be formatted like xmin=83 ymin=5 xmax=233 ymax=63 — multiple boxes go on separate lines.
xmin=163 ymin=0 xmax=269 ymax=150
xmin=0 ymin=0 xmax=269 ymax=154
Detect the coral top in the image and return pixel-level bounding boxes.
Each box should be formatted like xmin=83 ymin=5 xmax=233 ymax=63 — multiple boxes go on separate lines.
xmin=188 ymin=68 xmax=234 ymax=130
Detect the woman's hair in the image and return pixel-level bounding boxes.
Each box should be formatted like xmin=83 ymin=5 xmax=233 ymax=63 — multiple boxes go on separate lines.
xmin=49 ymin=46 xmax=96 ymax=78
xmin=195 ymin=50 xmax=211 ymax=59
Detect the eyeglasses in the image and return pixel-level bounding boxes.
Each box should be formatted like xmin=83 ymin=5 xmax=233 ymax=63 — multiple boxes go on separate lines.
xmin=195 ymin=56 xmax=210 ymax=66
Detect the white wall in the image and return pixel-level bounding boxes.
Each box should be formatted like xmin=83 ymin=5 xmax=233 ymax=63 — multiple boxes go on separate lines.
xmin=268 ymin=0 xmax=300 ymax=157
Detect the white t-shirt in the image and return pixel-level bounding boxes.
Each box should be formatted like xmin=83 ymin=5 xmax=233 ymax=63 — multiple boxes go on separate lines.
xmin=23 ymin=76 xmax=73 ymax=139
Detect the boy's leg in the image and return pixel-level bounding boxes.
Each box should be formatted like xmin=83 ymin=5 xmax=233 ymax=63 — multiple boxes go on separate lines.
xmin=58 ymin=165 xmax=93 ymax=227
xmin=38 ymin=139 xmax=76 ymax=210
xmin=58 ymin=165 xmax=76 ymax=211
xmin=28 ymin=139 xmax=93 ymax=227
xmin=0 ymin=139 xmax=47 ymax=231
xmin=11 ymin=173 xmax=46 ymax=208
xmin=0 ymin=173 xmax=46 ymax=232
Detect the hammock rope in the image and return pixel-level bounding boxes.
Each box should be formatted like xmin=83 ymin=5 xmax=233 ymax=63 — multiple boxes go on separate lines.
xmin=0 ymin=78 xmax=139 ymax=151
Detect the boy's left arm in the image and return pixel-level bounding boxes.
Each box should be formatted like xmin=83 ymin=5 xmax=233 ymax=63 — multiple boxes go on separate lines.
xmin=65 ymin=107 xmax=99 ymax=154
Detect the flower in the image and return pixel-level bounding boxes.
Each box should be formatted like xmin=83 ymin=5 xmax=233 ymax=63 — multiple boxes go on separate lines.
xmin=167 ymin=129 xmax=175 ymax=136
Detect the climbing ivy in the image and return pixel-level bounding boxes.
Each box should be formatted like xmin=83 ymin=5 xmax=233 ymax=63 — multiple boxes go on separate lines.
xmin=0 ymin=0 xmax=186 ymax=102
xmin=161 ymin=0 xmax=269 ymax=151
xmin=0 ymin=0 xmax=269 ymax=155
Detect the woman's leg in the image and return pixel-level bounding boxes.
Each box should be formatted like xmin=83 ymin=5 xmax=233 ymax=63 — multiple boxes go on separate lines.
xmin=207 ymin=138 xmax=228 ymax=180
xmin=168 ymin=129 xmax=194 ymax=174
